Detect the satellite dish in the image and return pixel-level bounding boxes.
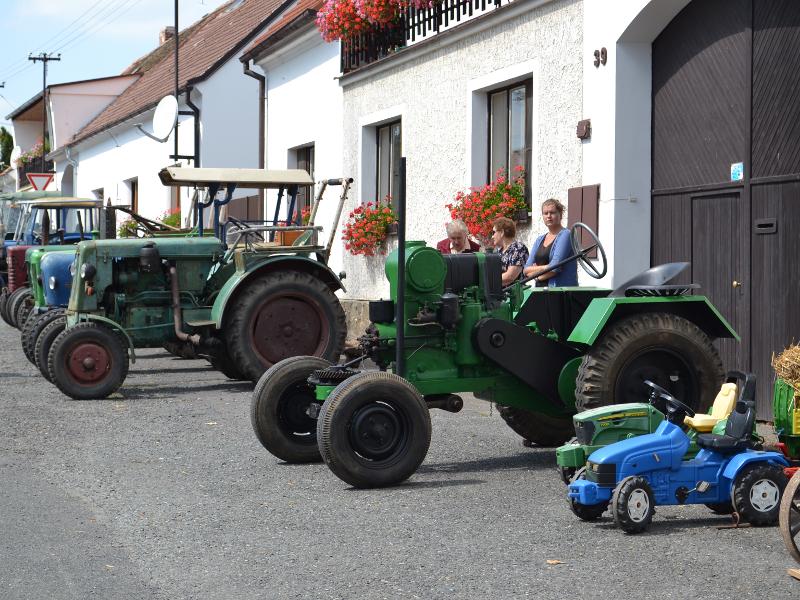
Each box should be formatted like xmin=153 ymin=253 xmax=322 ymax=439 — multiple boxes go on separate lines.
xmin=10 ymin=145 xmax=21 ymax=166
xmin=135 ymin=95 xmax=178 ymax=143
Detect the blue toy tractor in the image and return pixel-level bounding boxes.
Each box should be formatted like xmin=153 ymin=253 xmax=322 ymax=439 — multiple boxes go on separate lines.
xmin=568 ymin=379 xmax=789 ymax=533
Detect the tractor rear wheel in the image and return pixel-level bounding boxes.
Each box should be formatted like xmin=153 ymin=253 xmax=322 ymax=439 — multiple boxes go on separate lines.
xmin=317 ymin=372 xmax=431 ymax=488
xmin=497 ymin=405 xmax=574 ymax=447
xmin=732 ymin=463 xmax=787 ymax=526
xmin=21 ymin=309 xmax=64 ymax=364
xmin=779 ymin=471 xmax=800 ymax=564
xmin=612 ymin=475 xmax=655 ymax=534
xmin=48 ymin=322 xmax=129 ymax=400
xmin=575 ymin=313 xmax=722 ymax=413
xmin=226 ymin=271 xmax=346 ymax=383
xmin=250 ymin=355 xmax=331 ymax=463
xmin=5 ymin=286 xmax=31 ymax=329
xmin=35 ymin=316 xmax=67 ymax=381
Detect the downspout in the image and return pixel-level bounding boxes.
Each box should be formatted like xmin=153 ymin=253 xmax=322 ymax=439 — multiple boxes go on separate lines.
xmin=184 ymin=86 xmax=201 ymax=166
xmin=243 ymin=59 xmax=266 ymax=208
xmin=64 ymin=145 xmax=79 ymax=194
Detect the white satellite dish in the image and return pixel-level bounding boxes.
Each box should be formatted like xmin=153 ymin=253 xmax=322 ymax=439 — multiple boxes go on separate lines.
xmin=136 ymin=95 xmax=178 ymax=143
xmin=10 ymin=145 xmax=21 ymax=166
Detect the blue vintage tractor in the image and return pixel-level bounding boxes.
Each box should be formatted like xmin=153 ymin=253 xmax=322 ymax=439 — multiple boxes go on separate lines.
xmin=568 ymin=379 xmax=789 ymax=533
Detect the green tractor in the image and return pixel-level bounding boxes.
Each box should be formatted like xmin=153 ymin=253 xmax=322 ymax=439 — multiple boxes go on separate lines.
xmin=251 ymin=220 xmax=736 ymax=488
xmin=42 ymin=167 xmax=352 ymax=400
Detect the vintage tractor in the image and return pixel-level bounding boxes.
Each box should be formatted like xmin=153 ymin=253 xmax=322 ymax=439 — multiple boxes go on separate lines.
xmin=567 ymin=384 xmax=789 ymax=533
xmin=42 ymin=167 xmax=351 ymax=400
xmin=251 ymin=222 xmax=736 ymax=488
xmin=1 ymin=198 xmax=103 ymax=328
xmin=555 ymin=371 xmax=757 ymax=484
xmin=780 ymin=469 xmax=800 ymax=567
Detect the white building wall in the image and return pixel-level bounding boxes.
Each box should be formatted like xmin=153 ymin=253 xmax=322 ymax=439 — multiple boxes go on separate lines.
xmin=256 ymin=29 xmax=345 ymax=276
xmin=341 ymin=0 xmax=583 ymax=299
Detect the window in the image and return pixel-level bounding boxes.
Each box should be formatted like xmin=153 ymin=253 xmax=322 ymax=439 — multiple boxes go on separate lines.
xmin=126 ymin=178 xmax=139 ymax=213
xmin=376 ymin=121 xmax=401 ymax=201
xmin=295 ymin=144 xmax=315 ymax=221
xmin=488 ymin=81 xmax=532 ymax=204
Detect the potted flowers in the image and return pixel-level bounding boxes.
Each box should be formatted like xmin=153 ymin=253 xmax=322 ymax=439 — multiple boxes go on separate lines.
xmin=446 ymin=167 xmax=528 ymax=247
xmin=342 ymin=198 xmax=397 ymax=256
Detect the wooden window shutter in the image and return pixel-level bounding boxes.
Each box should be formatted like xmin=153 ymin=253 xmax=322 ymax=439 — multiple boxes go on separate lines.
xmin=567 ymin=184 xmax=600 ymax=258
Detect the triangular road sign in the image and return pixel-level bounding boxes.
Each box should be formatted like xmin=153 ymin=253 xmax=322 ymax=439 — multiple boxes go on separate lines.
xmin=27 ymin=172 xmax=54 ymax=191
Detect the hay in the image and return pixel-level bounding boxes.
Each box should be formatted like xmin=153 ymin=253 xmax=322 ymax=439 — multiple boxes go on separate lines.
xmin=773 ymin=344 xmax=800 ymax=389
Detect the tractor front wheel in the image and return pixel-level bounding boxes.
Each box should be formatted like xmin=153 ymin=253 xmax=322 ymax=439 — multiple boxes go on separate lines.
xmin=779 ymin=471 xmax=800 ymax=564
xmin=5 ymin=286 xmax=31 ymax=329
xmin=317 ymin=372 xmax=431 ymax=488
xmin=612 ymin=475 xmax=655 ymax=534
xmin=21 ymin=309 xmax=64 ymax=364
xmin=0 ymin=288 xmax=8 ymax=326
xmin=251 ymin=356 xmax=331 ymax=463
xmin=575 ymin=313 xmax=722 ymax=413
xmin=568 ymin=467 xmax=608 ymax=521
xmin=34 ymin=316 xmax=67 ymax=381
xmin=48 ymin=323 xmax=129 ymax=400
xmin=497 ymin=406 xmax=574 ymax=447
xmin=733 ymin=463 xmax=787 ymax=526
xmin=15 ymin=293 xmax=34 ymax=331
xmin=225 ymin=271 xmax=346 ymax=382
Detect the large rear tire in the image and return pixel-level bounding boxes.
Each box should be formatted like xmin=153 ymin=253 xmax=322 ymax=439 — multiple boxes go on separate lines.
xmin=575 ymin=313 xmax=722 ymax=413
xmin=497 ymin=405 xmax=574 ymax=447
xmin=21 ymin=309 xmax=64 ymax=364
xmin=317 ymin=372 xmax=431 ymax=488
xmin=250 ymin=356 xmax=331 ymax=463
xmin=226 ymin=271 xmax=346 ymax=383
xmin=48 ymin=322 xmax=129 ymax=400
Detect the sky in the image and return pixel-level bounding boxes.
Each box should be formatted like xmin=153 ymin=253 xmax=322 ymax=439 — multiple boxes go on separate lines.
xmin=0 ymin=0 xmax=231 ymax=129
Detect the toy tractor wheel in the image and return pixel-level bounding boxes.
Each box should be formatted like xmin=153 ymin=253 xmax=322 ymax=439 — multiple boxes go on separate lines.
xmin=48 ymin=322 xmax=129 ymax=400
xmin=732 ymin=463 xmax=787 ymax=526
xmin=612 ymin=475 xmax=655 ymax=533
xmin=226 ymin=271 xmax=346 ymax=382
xmin=250 ymin=356 xmax=331 ymax=463
xmin=779 ymin=471 xmax=800 ymax=564
xmin=497 ymin=406 xmax=574 ymax=447
xmin=21 ymin=309 xmax=64 ymax=364
xmin=317 ymin=371 xmax=432 ymax=488
xmin=568 ymin=467 xmax=608 ymax=521
xmin=575 ymin=313 xmax=722 ymax=413
xmin=5 ymin=286 xmax=31 ymax=329
xmin=34 ymin=316 xmax=67 ymax=381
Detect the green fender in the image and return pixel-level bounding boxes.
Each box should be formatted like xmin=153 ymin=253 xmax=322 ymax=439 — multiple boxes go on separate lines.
xmin=567 ymin=296 xmax=739 ymax=345
xmin=68 ymin=312 xmax=137 ymax=363
xmin=211 ymin=255 xmax=344 ymax=328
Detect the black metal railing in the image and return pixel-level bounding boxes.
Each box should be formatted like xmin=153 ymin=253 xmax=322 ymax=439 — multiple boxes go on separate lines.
xmin=17 ymin=158 xmax=54 ymax=182
xmin=341 ymin=0 xmax=505 ymax=73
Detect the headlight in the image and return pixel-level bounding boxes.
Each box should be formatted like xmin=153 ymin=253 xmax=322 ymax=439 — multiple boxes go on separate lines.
xmin=69 ymin=261 xmax=76 ymax=276
xmin=48 ymin=276 xmax=57 ymax=290
xmin=80 ymin=263 xmax=97 ymax=280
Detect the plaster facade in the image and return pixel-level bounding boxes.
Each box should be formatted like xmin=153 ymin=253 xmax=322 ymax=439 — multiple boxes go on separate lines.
xmin=340 ymin=0 xmax=584 ymax=299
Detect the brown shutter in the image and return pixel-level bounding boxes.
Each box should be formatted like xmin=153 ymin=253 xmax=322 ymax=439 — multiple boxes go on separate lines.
xmin=567 ymin=184 xmax=600 ymax=258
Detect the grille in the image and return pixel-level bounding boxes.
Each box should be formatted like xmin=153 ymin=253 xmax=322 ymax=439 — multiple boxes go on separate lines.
xmin=309 ymin=367 xmax=360 ymax=385
xmin=574 ymin=420 xmax=595 ymax=445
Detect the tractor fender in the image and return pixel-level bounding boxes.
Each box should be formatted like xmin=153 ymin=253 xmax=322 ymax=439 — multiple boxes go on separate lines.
xmin=210 ymin=255 xmax=344 ymax=328
xmin=567 ymin=296 xmax=738 ymax=345
xmin=70 ymin=313 xmax=137 ymax=363
xmin=721 ymin=450 xmax=789 ymax=481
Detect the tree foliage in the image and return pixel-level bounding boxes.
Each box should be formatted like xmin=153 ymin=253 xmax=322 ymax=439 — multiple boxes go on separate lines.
xmin=0 ymin=127 xmax=12 ymax=169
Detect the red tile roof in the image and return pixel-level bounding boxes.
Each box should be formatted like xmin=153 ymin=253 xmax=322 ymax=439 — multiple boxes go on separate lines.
xmin=68 ymin=0 xmax=292 ymax=149
xmin=242 ymin=0 xmax=323 ymax=60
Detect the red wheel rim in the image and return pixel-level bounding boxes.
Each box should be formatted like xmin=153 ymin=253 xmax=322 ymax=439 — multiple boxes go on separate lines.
xmin=250 ymin=294 xmax=329 ymax=365
xmin=66 ymin=341 xmax=112 ymax=384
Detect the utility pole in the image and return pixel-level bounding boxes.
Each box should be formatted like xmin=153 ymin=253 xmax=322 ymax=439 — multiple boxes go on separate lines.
xmin=28 ymin=52 xmax=60 ymax=172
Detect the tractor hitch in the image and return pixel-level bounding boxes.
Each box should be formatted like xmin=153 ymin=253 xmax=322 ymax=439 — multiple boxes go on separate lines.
xmin=425 ymin=394 xmax=464 ymax=413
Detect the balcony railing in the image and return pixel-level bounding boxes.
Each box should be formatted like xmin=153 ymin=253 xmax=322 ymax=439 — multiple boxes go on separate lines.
xmin=341 ymin=0 xmax=504 ymax=73
xmin=17 ymin=158 xmax=54 ymax=184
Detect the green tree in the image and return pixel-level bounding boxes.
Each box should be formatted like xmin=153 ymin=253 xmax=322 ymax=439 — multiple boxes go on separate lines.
xmin=0 ymin=127 xmax=12 ymax=169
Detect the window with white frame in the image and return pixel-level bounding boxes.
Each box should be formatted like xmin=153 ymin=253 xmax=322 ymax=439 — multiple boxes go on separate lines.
xmin=295 ymin=144 xmax=315 ymax=221
xmin=376 ymin=120 xmax=402 ymax=201
xmin=487 ymin=80 xmax=531 ymax=204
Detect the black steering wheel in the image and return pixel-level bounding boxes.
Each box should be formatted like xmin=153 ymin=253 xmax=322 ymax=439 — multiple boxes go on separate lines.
xmin=643 ymin=379 xmax=695 ymax=423
xmin=570 ymin=222 xmax=607 ymax=279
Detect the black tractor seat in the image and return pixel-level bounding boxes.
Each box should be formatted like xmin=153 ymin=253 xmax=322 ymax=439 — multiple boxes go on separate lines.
xmin=608 ymin=262 xmax=700 ymax=298
xmin=696 ymin=397 xmax=756 ymax=454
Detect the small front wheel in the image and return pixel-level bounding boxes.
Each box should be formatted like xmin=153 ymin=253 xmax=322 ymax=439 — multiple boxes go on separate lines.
xmin=568 ymin=467 xmax=608 ymax=521
xmin=48 ymin=322 xmax=129 ymax=399
xmin=317 ymin=372 xmax=431 ymax=488
xmin=612 ymin=476 xmax=655 ymax=534
xmin=251 ymin=355 xmax=331 ymax=463
xmin=733 ymin=463 xmax=787 ymax=526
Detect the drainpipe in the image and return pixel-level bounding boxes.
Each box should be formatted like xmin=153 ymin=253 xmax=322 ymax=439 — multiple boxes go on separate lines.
xmin=64 ymin=145 xmax=78 ymax=194
xmin=243 ymin=59 xmax=266 ymax=208
xmin=184 ymin=86 xmax=201 ymax=166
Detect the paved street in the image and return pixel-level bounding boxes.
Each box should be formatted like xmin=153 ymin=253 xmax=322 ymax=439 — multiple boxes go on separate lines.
xmin=0 ymin=323 xmax=796 ymax=600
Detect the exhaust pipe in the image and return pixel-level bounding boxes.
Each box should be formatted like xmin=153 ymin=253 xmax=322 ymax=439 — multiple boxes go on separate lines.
xmin=169 ymin=265 xmax=201 ymax=345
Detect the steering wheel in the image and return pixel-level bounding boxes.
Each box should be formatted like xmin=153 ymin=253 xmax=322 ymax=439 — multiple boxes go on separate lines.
xmin=226 ymin=215 xmax=252 ymax=230
xmin=643 ymin=379 xmax=695 ymax=423
xmin=570 ymin=222 xmax=607 ymax=279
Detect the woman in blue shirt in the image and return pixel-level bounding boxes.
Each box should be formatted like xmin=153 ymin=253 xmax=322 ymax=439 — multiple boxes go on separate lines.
xmin=523 ymin=198 xmax=578 ymax=287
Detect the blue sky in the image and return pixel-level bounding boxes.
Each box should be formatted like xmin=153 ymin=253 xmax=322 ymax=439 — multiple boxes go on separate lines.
xmin=0 ymin=0 xmax=230 ymax=129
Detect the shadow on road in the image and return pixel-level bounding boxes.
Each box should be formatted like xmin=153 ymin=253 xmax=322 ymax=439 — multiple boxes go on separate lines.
xmin=418 ymin=450 xmax=556 ymax=475
xmin=110 ymin=381 xmax=253 ymax=399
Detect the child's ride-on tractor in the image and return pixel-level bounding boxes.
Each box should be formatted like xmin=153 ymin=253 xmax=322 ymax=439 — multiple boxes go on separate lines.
xmin=568 ymin=380 xmax=789 ymax=533
xmin=252 ymin=222 xmax=737 ymax=488
xmin=556 ymin=371 xmax=755 ymax=484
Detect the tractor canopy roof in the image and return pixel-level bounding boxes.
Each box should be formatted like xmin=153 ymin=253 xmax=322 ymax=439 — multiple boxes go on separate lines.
xmin=0 ymin=190 xmax=64 ymax=203
xmin=158 ymin=166 xmax=314 ymax=189
xmin=15 ymin=198 xmax=102 ymax=209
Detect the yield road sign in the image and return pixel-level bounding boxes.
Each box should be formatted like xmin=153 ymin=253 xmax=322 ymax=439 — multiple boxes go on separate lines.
xmin=26 ymin=172 xmax=55 ymax=190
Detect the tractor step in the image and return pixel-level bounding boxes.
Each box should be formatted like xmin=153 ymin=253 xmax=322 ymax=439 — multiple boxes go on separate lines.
xmin=186 ymin=319 xmax=215 ymax=327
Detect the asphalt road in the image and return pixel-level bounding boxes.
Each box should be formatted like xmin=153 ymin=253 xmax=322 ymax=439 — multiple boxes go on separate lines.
xmin=0 ymin=324 xmax=797 ymax=600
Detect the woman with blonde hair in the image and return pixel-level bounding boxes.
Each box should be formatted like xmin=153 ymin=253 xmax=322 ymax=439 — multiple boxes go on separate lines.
xmin=523 ymin=198 xmax=578 ymax=287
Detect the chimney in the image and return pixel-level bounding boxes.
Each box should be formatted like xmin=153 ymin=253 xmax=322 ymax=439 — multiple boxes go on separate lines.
xmin=159 ymin=26 xmax=176 ymax=45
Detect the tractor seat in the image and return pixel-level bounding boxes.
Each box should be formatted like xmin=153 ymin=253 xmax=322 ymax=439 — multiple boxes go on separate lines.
xmin=684 ymin=382 xmax=737 ymax=432
xmin=696 ymin=399 xmax=756 ymax=453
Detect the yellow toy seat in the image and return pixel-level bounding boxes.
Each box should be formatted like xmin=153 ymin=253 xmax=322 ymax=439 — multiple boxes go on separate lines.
xmin=684 ymin=382 xmax=738 ymax=432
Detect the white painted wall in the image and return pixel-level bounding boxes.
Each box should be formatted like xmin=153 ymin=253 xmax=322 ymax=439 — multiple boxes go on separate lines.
xmin=256 ymin=28 xmax=345 ymax=276
xmin=12 ymin=121 xmax=41 ymax=155
xmin=341 ymin=0 xmax=583 ymax=299
xmin=582 ymin=0 xmax=691 ymax=285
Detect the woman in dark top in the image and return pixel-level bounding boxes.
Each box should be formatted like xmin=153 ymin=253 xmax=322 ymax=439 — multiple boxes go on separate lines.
xmin=523 ymin=198 xmax=578 ymax=287
xmin=491 ymin=216 xmax=529 ymax=286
